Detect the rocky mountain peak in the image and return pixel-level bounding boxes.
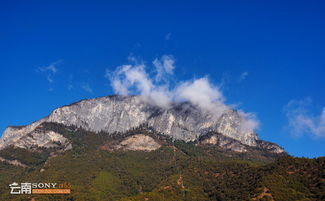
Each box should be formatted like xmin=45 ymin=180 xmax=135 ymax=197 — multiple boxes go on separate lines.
xmin=0 ymin=95 xmax=284 ymax=154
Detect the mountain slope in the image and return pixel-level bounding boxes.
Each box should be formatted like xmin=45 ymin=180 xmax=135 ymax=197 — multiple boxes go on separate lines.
xmin=0 ymin=123 xmax=323 ymax=201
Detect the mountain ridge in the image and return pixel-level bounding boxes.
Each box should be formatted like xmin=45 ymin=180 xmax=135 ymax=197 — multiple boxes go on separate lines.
xmin=0 ymin=95 xmax=284 ymax=154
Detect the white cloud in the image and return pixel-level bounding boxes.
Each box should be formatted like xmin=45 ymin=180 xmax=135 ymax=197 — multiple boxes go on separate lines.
xmin=37 ymin=60 xmax=61 ymax=84
xmin=81 ymin=83 xmax=93 ymax=94
xmin=165 ymin=33 xmax=172 ymax=40
xmin=238 ymin=110 xmax=260 ymax=133
xmin=284 ymin=98 xmax=325 ymax=138
xmin=67 ymin=84 xmax=73 ymax=90
xmin=47 ymin=75 xmax=54 ymax=83
xmin=106 ymin=62 xmax=171 ymax=108
xmin=239 ymin=71 xmax=248 ymax=82
xmin=153 ymin=55 xmax=175 ymax=82
xmin=106 ymin=55 xmax=259 ymax=133
xmin=174 ymin=78 xmax=227 ymax=118
xmin=38 ymin=61 xmax=60 ymax=73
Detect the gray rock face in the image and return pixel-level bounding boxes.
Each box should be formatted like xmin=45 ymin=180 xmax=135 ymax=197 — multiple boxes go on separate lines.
xmin=199 ymin=133 xmax=248 ymax=153
xmin=0 ymin=118 xmax=47 ymax=149
xmin=0 ymin=95 xmax=284 ymax=153
xmin=115 ymin=134 xmax=161 ymax=151
xmin=256 ymin=140 xmax=285 ymax=154
xmin=0 ymin=157 xmax=28 ymax=168
xmin=13 ymin=126 xmax=71 ymax=150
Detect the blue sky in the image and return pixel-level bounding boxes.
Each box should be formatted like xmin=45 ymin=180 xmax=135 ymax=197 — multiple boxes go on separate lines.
xmin=1 ymin=0 xmax=324 ymax=157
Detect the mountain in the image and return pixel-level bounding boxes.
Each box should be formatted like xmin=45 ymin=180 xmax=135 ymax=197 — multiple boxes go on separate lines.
xmin=0 ymin=95 xmax=284 ymax=154
xmin=1 ymin=95 xmax=324 ymax=201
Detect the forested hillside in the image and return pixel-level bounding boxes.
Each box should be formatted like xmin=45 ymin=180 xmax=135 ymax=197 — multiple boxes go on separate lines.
xmin=0 ymin=123 xmax=324 ymax=201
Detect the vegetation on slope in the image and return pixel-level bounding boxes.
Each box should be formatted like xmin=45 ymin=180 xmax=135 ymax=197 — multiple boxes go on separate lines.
xmin=0 ymin=123 xmax=323 ymax=201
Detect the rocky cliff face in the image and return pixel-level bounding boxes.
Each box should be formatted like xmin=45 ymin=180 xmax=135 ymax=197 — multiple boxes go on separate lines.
xmin=199 ymin=132 xmax=248 ymax=153
xmin=0 ymin=95 xmax=284 ymax=153
xmin=115 ymin=134 xmax=161 ymax=151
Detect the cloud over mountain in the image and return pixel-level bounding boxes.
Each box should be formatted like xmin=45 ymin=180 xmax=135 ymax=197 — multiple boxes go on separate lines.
xmin=106 ymin=55 xmax=259 ymax=133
